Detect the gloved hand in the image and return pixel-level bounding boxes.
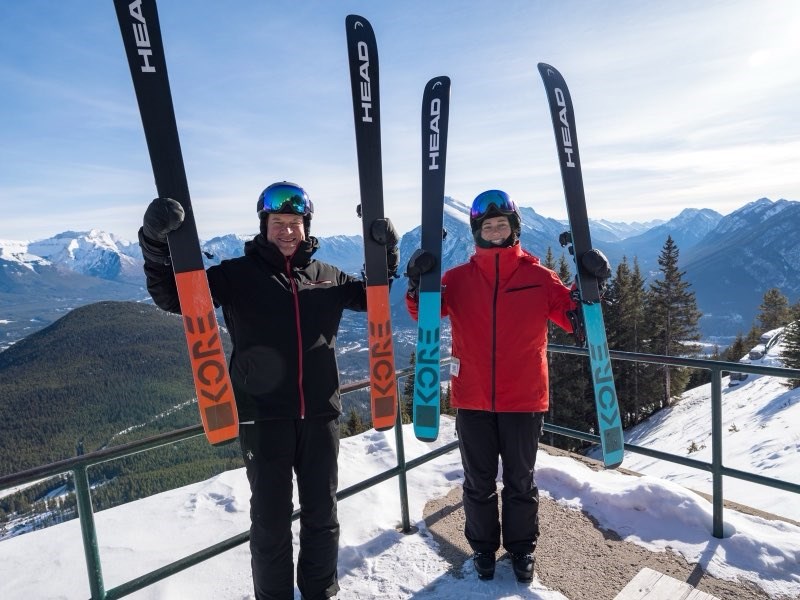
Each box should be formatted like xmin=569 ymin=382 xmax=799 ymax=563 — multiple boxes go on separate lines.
xmin=143 ymin=197 xmax=185 ymax=243
xmin=405 ymin=249 xmax=436 ymax=296
xmin=581 ymin=248 xmax=611 ymax=280
xmin=139 ymin=197 xmax=184 ymax=264
xmin=371 ymin=218 xmax=400 ymax=278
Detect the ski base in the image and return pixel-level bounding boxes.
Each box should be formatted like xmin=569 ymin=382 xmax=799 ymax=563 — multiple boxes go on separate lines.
xmin=115 ymin=0 xmax=238 ymax=445
xmin=345 ymin=14 xmax=399 ymax=432
xmin=413 ymin=291 xmax=442 ymax=441
xmin=365 ymin=286 xmax=397 ymax=432
xmin=412 ymin=75 xmax=450 ymax=442
xmin=174 ymin=271 xmax=238 ymax=445
xmin=538 ymin=61 xmax=623 ymax=468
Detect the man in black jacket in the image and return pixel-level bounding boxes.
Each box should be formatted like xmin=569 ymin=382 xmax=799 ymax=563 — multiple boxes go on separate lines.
xmin=139 ymin=181 xmax=399 ymax=600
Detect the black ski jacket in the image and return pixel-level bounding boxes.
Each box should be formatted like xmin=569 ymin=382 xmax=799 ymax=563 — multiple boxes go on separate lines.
xmin=143 ymin=233 xmax=367 ymax=422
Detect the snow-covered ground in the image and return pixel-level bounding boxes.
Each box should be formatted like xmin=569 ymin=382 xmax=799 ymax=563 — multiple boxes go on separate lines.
xmin=617 ymin=335 xmax=800 ymax=524
xmin=1 ymin=414 xmax=798 ymax=599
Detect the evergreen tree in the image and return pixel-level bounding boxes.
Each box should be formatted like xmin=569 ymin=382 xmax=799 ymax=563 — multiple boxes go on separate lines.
xmin=543 ymin=246 xmax=556 ymax=270
xmin=604 ymin=257 xmax=658 ymax=425
xmin=780 ymin=320 xmax=800 ymax=389
xmin=442 ymin=382 xmax=456 ymax=416
xmin=545 ymin=254 xmax=593 ymax=451
xmin=644 ymin=236 xmax=702 ymax=408
xmin=557 ymin=254 xmax=572 ymax=285
xmin=757 ymin=288 xmax=791 ymax=332
xmin=345 ymin=408 xmax=367 ymax=436
xmin=744 ymin=324 xmax=761 ymax=350
xmin=724 ymin=332 xmax=747 ymax=362
xmin=791 ymin=300 xmax=800 ymax=321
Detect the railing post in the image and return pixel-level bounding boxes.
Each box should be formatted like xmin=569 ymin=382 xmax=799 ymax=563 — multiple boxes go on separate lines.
xmin=74 ymin=464 xmax=105 ymax=599
xmin=393 ymin=385 xmax=412 ymax=533
xmin=710 ymin=368 xmax=724 ymax=538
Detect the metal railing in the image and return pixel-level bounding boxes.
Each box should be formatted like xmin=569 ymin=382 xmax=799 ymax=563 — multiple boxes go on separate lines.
xmin=1 ymin=350 xmax=798 ymax=599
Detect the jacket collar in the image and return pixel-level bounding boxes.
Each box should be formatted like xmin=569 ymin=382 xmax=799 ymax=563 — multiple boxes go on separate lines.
xmin=470 ymin=243 xmax=539 ymax=279
xmin=245 ymin=234 xmax=319 ymax=270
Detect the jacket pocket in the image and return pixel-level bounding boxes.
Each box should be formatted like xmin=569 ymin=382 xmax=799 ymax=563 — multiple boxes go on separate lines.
xmin=233 ymin=346 xmax=286 ymax=395
xmin=505 ymin=284 xmax=542 ymax=293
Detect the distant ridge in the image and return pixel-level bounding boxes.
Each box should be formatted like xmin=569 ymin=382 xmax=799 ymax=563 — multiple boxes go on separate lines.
xmin=2 ymin=197 xmax=799 ymax=344
xmin=0 ymin=301 xmax=229 ymax=475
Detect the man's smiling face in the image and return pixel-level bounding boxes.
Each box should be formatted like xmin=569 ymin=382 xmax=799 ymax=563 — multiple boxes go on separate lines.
xmin=266 ymin=213 xmax=305 ymax=256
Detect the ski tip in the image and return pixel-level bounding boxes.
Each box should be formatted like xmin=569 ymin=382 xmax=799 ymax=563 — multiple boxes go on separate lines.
xmin=603 ymin=460 xmax=623 ymax=470
xmin=427 ymin=75 xmax=451 ymax=88
xmin=374 ymin=424 xmax=395 ymax=433
xmin=346 ymin=14 xmax=371 ymax=30
xmin=537 ymin=62 xmax=560 ymax=78
xmin=415 ymin=434 xmax=439 ymax=443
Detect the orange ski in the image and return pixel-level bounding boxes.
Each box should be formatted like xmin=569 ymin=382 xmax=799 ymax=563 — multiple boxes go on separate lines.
xmin=174 ymin=271 xmax=238 ymax=444
xmin=365 ymin=285 xmax=397 ymax=431
xmin=346 ymin=15 xmax=398 ymax=431
xmin=115 ymin=0 xmax=238 ymax=444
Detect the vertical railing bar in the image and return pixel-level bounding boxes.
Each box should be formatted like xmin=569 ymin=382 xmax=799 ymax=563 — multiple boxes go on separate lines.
xmin=710 ymin=367 xmax=724 ymax=538
xmin=74 ymin=464 xmax=105 ymax=599
xmin=394 ymin=380 xmax=412 ymax=532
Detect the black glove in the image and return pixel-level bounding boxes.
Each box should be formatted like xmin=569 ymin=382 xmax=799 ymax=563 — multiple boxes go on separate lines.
xmin=143 ymin=197 xmax=185 ymax=243
xmin=405 ymin=249 xmax=436 ymax=296
xmin=139 ymin=197 xmax=184 ymax=264
xmin=371 ymin=218 xmax=400 ymax=278
xmin=582 ymin=248 xmax=611 ymax=280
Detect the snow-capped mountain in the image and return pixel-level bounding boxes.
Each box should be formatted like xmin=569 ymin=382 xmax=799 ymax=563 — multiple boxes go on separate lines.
xmin=598 ymin=208 xmax=724 ymax=274
xmin=589 ymin=218 xmax=667 ymax=243
xmin=1 ymin=230 xmax=141 ymax=282
xmin=2 ymin=196 xmax=799 ymax=349
xmin=683 ymin=199 xmax=800 ymax=335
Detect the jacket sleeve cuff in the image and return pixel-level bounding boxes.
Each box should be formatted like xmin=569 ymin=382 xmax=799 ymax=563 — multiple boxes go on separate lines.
xmin=138 ymin=227 xmax=172 ymax=266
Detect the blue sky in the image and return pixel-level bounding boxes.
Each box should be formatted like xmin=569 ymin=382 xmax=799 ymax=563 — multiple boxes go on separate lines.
xmin=1 ymin=1 xmax=799 ymax=241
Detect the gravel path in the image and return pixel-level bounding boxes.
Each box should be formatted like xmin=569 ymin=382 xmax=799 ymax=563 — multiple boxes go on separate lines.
xmin=422 ymin=449 xmax=774 ymax=600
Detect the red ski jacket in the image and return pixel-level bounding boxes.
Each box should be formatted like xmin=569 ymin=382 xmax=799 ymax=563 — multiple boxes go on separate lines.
xmin=407 ymin=243 xmax=574 ymax=413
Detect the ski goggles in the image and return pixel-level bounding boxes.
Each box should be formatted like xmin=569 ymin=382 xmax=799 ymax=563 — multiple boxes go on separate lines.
xmin=257 ymin=182 xmax=314 ymax=218
xmin=470 ymin=190 xmax=518 ymax=221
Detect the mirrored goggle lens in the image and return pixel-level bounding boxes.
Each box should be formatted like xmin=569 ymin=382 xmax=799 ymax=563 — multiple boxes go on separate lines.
xmin=259 ymin=184 xmax=312 ymax=215
xmin=470 ymin=190 xmax=517 ymax=220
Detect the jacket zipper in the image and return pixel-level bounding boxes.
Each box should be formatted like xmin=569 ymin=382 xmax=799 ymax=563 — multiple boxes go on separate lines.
xmin=286 ymin=256 xmax=305 ymax=418
xmin=491 ymin=253 xmax=499 ymax=411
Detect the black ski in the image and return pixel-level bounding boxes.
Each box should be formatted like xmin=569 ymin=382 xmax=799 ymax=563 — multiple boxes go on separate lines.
xmin=345 ymin=15 xmax=397 ymax=431
xmin=537 ymin=62 xmax=624 ymax=468
xmin=413 ymin=76 xmax=450 ymax=442
xmin=114 ymin=0 xmax=238 ymax=445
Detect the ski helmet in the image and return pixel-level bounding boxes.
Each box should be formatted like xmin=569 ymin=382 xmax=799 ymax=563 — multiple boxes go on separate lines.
xmin=469 ymin=189 xmax=521 ymax=245
xmin=257 ymin=181 xmax=314 ymax=236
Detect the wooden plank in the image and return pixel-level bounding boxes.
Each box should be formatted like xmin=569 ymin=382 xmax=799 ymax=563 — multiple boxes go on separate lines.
xmin=614 ymin=568 xmax=720 ymax=600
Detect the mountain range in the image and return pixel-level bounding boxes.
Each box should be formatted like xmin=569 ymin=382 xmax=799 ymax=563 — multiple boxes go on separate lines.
xmin=1 ymin=196 xmax=798 ymax=353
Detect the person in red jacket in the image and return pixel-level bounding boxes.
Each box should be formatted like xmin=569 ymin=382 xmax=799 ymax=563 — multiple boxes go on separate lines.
xmin=405 ymin=189 xmax=609 ymax=584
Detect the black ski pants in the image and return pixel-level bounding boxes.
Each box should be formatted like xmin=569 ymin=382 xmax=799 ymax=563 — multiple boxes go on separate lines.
xmin=456 ymin=409 xmax=544 ymax=556
xmin=240 ymin=417 xmax=340 ymax=600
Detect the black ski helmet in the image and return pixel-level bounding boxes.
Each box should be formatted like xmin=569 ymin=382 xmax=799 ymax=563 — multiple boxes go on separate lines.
xmin=257 ymin=181 xmax=314 ymax=236
xmin=469 ymin=189 xmax=522 ymax=246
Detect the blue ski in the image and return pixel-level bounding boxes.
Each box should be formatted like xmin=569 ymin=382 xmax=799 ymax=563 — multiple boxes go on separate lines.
xmin=413 ymin=76 xmax=450 ymax=442
xmin=538 ymin=63 xmax=624 ymax=468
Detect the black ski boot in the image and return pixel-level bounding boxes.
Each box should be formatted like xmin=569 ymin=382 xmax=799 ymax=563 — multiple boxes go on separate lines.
xmin=473 ymin=552 xmax=496 ymax=580
xmin=511 ymin=553 xmax=534 ymax=583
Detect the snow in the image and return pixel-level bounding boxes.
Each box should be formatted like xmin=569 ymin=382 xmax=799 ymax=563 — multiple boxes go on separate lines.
xmin=614 ymin=336 xmax=800 ymax=525
xmin=1 ymin=404 xmax=799 ymax=598
xmin=1 ymin=332 xmax=799 ymax=598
